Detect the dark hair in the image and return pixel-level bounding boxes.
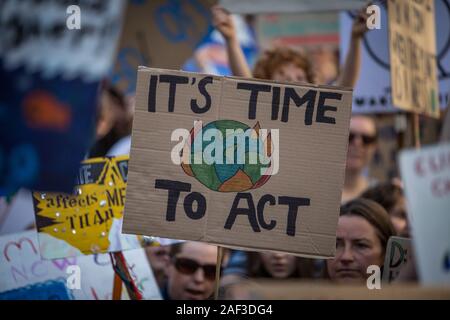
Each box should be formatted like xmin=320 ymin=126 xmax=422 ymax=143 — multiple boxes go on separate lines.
xmin=246 ymin=251 xmax=316 ymax=279
xmin=169 ymin=242 xmax=184 ymax=258
xmin=105 ymin=84 xmax=127 ymax=112
xmin=340 ymin=198 xmax=396 ymax=252
xmin=89 ymin=82 xmax=132 ymax=157
xmin=168 ymin=242 xmax=229 ymax=263
xmin=361 ymin=182 xmax=404 ymax=214
xmin=252 ymin=47 xmax=315 ymax=83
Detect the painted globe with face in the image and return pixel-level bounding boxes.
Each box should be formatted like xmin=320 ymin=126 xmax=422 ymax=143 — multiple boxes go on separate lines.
xmin=181 ymin=120 xmax=272 ymax=192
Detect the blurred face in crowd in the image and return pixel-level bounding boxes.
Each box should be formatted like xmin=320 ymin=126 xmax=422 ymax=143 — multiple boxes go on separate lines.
xmin=327 ymin=215 xmax=384 ymax=283
xmin=260 ymin=251 xmax=296 ymax=278
xmin=346 ymin=115 xmax=377 ymax=173
xmin=389 ymin=196 xmax=409 ymax=236
xmin=166 ymin=242 xmax=218 ymax=300
xmin=145 ymin=245 xmax=170 ymax=275
xmin=272 ymin=62 xmax=308 ymax=84
xmin=310 ymin=47 xmax=338 ymax=85
xmin=96 ymin=91 xmax=119 ymax=139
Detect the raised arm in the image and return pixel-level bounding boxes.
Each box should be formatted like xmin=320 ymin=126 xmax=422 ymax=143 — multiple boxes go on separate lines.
xmin=336 ymin=9 xmax=369 ymax=88
xmin=211 ymin=5 xmax=253 ymax=78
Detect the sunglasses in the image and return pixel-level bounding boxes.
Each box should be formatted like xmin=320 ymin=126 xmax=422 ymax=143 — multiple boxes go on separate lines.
xmin=174 ymin=257 xmax=218 ymax=281
xmin=348 ymin=132 xmax=377 ymax=145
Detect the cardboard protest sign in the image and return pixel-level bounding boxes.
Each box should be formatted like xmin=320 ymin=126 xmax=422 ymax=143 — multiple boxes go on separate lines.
xmin=0 ymin=231 xmax=161 ymax=300
xmin=399 ymin=143 xmax=450 ymax=285
xmin=0 ymin=0 xmax=125 ymax=195
xmin=225 ymin=280 xmax=450 ymax=299
xmin=111 ymin=0 xmax=215 ymax=95
xmin=340 ymin=0 xmax=450 ymax=114
xmin=32 ymin=156 xmax=142 ymax=259
xmin=388 ymin=0 xmax=439 ymax=118
xmin=382 ymin=236 xmax=412 ymax=283
xmin=122 ymin=67 xmax=353 ymax=258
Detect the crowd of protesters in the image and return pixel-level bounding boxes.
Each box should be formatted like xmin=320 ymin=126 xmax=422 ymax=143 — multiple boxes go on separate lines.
xmin=1 ymin=4 xmax=447 ymax=300
xmin=80 ymin=5 xmax=436 ymax=300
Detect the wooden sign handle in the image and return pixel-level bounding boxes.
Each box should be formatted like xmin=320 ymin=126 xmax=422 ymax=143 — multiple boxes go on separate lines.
xmin=412 ymin=113 xmax=421 ymax=149
xmin=112 ymin=271 xmax=123 ymax=300
xmin=214 ymin=246 xmax=224 ymax=300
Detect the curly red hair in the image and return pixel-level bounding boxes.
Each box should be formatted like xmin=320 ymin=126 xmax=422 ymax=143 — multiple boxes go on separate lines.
xmin=252 ymin=47 xmax=315 ymax=83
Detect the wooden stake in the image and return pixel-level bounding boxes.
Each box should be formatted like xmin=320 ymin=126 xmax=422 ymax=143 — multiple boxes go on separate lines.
xmin=441 ymin=104 xmax=450 ymax=142
xmin=412 ymin=113 xmax=421 ymax=149
xmin=112 ymin=271 xmax=122 ymax=300
xmin=112 ymin=252 xmax=143 ymax=300
xmin=214 ymin=246 xmax=224 ymax=300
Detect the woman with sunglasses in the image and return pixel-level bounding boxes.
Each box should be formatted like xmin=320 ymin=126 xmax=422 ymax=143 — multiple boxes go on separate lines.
xmin=162 ymin=241 xmax=224 ymax=300
xmin=342 ymin=115 xmax=378 ymax=203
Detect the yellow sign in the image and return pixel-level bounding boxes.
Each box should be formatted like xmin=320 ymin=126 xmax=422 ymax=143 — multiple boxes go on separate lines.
xmin=33 ymin=156 xmax=134 ymax=258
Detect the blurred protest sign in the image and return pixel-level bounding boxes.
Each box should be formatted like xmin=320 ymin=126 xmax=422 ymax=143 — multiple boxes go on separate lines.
xmin=122 ymin=67 xmax=352 ymax=258
xmin=388 ymin=0 xmax=439 ymax=118
xmin=400 ymin=143 xmax=450 ymax=285
xmin=223 ymin=280 xmax=450 ymax=299
xmin=0 ymin=189 xmax=36 ymax=235
xmin=183 ymin=15 xmax=258 ymax=76
xmin=340 ymin=0 xmax=450 ymax=114
xmin=32 ymin=156 xmax=142 ymax=259
xmin=0 ymin=230 xmax=161 ymax=300
xmin=111 ymin=0 xmax=215 ymax=95
xmin=255 ymin=12 xmax=340 ymax=85
xmin=382 ymin=236 xmax=412 ymax=283
xmin=368 ymin=115 xmax=401 ymax=182
xmin=0 ymin=0 xmax=125 ymax=196
xmin=220 ymin=0 xmax=366 ymax=14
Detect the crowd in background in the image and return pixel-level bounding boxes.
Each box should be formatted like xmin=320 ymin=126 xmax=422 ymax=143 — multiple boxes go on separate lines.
xmin=83 ymin=5 xmax=435 ymax=300
xmin=1 ymin=3 xmax=447 ymax=300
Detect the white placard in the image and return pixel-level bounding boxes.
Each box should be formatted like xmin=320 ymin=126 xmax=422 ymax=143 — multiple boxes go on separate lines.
xmin=0 ymin=230 xmax=161 ymax=299
xmin=399 ymin=143 xmax=450 ymax=285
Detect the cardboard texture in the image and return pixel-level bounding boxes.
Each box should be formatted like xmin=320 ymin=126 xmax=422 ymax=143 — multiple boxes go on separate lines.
xmin=223 ymin=280 xmax=450 ymax=300
xmin=399 ymin=143 xmax=450 ymax=285
xmin=382 ymin=236 xmax=412 ymax=283
xmin=112 ymin=0 xmax=215 ymax=94
xmin=32 ymin=156 xmax=142 ymax=259
xmin=123 ymin=67 xmax=353 ymax=258
xmin=388 ymin=0 xmax=440 ymax=118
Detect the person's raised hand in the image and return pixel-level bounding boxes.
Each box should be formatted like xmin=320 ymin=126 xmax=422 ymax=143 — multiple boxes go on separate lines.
xmin=351 ymin=8 xmax=370 ymax=39
xmin=212 ymin=5 xmax=237 ymax=42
